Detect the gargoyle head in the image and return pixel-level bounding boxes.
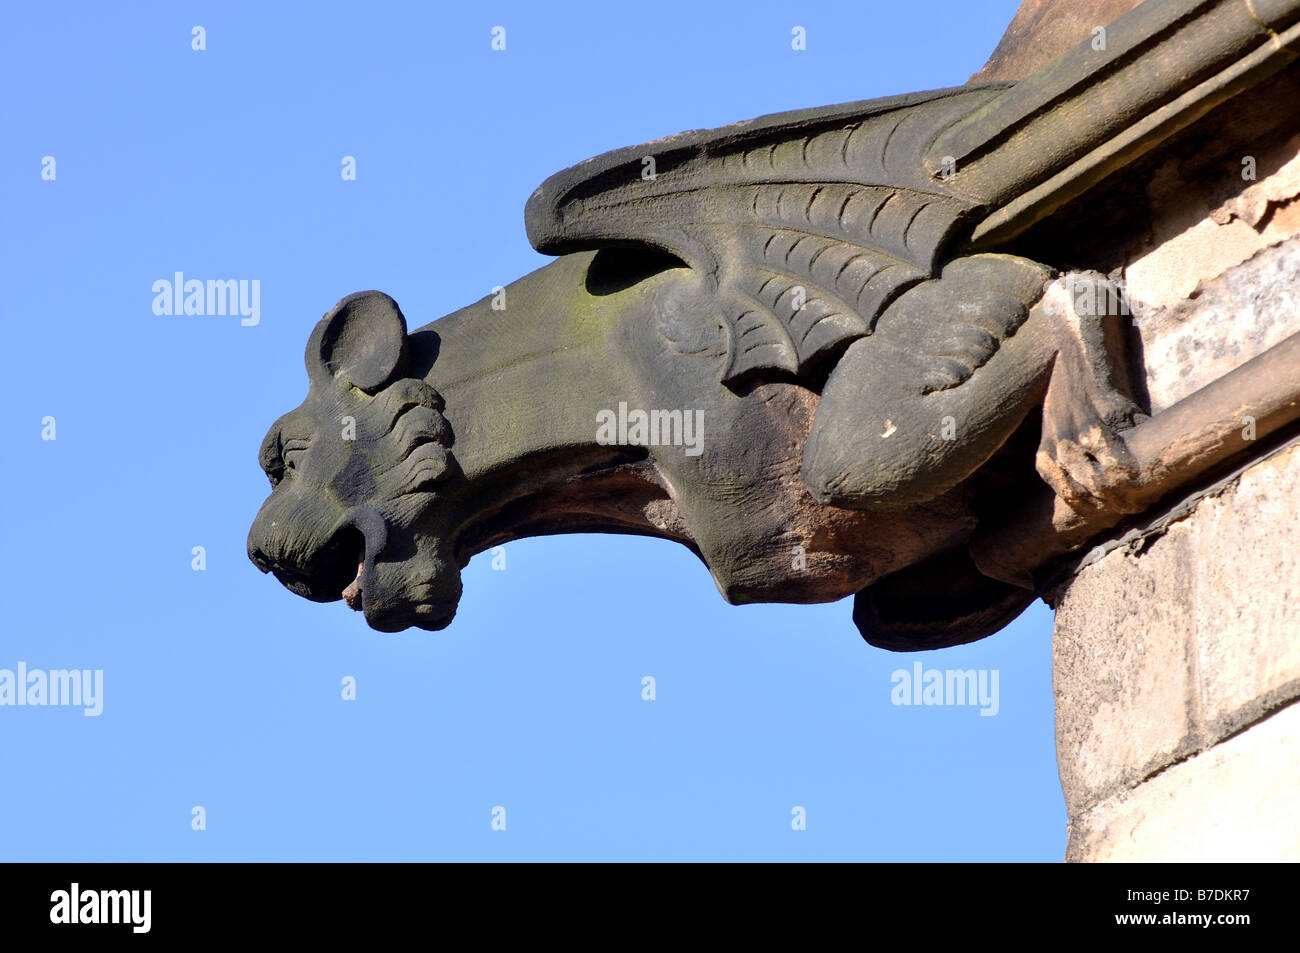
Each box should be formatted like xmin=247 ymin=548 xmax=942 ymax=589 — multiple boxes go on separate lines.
xmin=247 ymin=291 xmax=463 ymax=632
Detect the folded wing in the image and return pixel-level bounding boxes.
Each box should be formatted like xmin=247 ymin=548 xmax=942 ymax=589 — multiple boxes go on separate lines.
xmin=525 ymin=85 xmax=1008 ymax=385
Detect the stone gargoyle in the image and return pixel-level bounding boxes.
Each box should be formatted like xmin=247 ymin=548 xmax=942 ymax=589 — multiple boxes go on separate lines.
xmin=247 ymin=0 xmax=1300 ymax=649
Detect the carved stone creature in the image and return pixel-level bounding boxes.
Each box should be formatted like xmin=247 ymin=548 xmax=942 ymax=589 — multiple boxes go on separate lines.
xmin=247 ymin=0 xmax=1300 ymax=648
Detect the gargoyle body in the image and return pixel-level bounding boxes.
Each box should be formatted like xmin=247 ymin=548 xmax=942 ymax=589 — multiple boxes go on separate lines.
xmin=247 ymin=0 xmax=1300 ymax=648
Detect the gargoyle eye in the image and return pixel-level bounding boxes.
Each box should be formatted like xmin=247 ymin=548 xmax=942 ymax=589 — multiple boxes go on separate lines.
xmin=281 ymin=438 xmax=311 ymax=467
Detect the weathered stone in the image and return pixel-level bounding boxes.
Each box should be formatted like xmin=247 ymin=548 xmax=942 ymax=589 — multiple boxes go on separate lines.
xmin=1066 ymin=701 xmax=1300 ymax=862
xmin=1101 ymin=123 xmax=1300 ymax=341
xmin=1124 ymin=152 xmax=1300 ymax=315
xmin=1190 ymin=443 xmax=1300 ymax=739
xmin=1052 ymin=517 xmax=1199 ymax=812
xmin=1135 ymin=235 xmax=1300 ymax=413
xmin=1052 ymin=440 xmax=1300 ymax=825
xmin=969 ymin=0 xmax=1144 ymax=84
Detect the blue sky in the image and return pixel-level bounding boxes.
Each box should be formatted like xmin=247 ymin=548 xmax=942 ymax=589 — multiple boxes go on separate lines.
xmin=1 ymin=0 xmax=1064 ymax=860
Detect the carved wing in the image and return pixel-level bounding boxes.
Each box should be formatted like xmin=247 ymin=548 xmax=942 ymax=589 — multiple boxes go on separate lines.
xmin=525 ymin=85 xmax=1009 ymax=385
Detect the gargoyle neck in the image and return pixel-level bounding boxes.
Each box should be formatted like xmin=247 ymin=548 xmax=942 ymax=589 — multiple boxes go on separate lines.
xmin=405 ymin=251 xmax=682 ymax=553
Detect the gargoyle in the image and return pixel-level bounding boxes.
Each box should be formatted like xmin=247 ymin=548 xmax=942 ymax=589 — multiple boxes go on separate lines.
xmin=247 ymin=0 xmax=1300 ymax=648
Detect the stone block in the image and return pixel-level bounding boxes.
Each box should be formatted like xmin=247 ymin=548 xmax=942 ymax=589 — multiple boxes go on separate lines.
xmin=1066 ymin=701 xmax=1300 ymax=862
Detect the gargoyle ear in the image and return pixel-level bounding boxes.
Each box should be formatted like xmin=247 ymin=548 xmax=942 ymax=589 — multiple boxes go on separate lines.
xmin=306 ymin=291 xmax=409 ymax=393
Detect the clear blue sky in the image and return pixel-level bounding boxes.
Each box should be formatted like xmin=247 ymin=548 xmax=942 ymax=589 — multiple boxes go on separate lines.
xmin=2 ymin=0 xmax=1064 ymax=860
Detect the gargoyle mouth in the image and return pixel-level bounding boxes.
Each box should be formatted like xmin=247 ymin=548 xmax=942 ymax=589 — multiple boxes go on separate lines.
xmin=339 ymin=505 xmax=388 ymax=617
xmin=342 ymin=560 xmax=366 ymax=610
xmin=333 ymin=504 xmax=462 ymax=631
xmin=340 ymin=557 xmax=458 ymax=628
